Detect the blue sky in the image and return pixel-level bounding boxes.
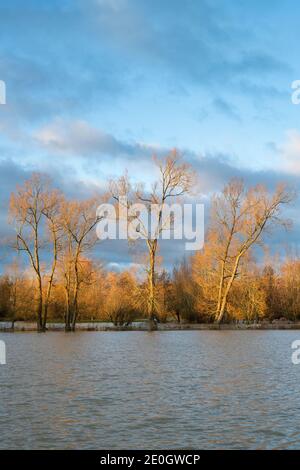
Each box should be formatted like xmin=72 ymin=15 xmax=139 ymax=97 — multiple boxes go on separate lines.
xmin=1 ymin=0 xmax=300 ymax=268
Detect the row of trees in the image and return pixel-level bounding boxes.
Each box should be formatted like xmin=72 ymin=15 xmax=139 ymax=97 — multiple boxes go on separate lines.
xmin=0 ymin=151 xmax=295 ymax=330
xmin=2 ymin=255 xmax=300 ymax=324
xmin=8 ymin=175 xmax=103 ymax=331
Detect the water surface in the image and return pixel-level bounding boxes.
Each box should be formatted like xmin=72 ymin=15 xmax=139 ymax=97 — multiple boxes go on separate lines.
xmin=0 ymin=331 xmax=299 ymax=449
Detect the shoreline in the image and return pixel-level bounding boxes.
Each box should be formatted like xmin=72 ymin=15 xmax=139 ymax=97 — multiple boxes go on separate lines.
xmin=1 ymin=320 xmax=300 ymax=332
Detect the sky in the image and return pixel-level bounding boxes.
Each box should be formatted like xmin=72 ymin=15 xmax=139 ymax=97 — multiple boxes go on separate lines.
xmin=1 ymin=0 xmax=300 ymax=270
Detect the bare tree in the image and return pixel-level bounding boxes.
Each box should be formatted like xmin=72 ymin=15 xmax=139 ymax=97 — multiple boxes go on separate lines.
xmin=42 ymin=189 xmax=63 ymax=328
xmin=60 ymin=197 xmax=102 ymax=331
xmin=110 ymin=150 xmax=194 ymax=329
xmin=211 ymin=179 xmax=294 ymax=323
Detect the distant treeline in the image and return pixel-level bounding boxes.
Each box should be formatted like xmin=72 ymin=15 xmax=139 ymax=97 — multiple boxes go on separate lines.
xmin=1 ymin=257 xmax=300 ymax=327
xmin=1 ymin=151 xmax=296 ymax=331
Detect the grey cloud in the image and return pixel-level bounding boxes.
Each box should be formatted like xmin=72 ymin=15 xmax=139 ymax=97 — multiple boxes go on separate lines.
xmin=34 ymin=119 xmax=165 ymax=161
xmin=0 ymin=0 xmax=291 ymax=137
xmin=88 ymin=0 xmax=290 ymax=99
xmin=33 ymin=119 xmax=300 ymax=195
xmin=0 ymin=2 xmax=132 ymax=126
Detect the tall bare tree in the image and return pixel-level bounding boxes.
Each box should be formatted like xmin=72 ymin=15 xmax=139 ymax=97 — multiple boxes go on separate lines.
xmin=42 ymin=189 xmax=63 ymax=328
xmin=110 ymin=150 xmax=193 ymax=329
xmin=60 ymin=197 xmax=102 ymax=331
xmin=211 ymin=179 xmax=294 ymax=323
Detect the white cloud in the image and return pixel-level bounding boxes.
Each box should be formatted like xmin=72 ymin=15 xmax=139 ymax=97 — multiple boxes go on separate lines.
xmin=34 ymin=118 xmax=165 ymax=162
xmin=35 ymin=119 xmax=123 ymax=156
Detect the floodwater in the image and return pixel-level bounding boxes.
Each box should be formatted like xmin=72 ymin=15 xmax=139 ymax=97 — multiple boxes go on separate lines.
xmin=0 ymin=330 xmax=300 ymax=449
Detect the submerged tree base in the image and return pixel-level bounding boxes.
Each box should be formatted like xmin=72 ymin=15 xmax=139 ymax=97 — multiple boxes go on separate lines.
xmin=148 ymin=318 xmax=158 ymax=331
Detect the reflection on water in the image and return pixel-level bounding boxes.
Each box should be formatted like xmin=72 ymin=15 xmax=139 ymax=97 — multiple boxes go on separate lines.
xmin=0 ymin=331 xmax=300 ymax=449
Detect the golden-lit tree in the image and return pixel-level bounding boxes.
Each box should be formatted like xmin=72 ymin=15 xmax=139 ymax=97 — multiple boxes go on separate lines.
xmin=2 ymin=259 xmax=35 ymax=323
xmin=110 ymin=150 xmax=194 ymax=329
xmin=104 ymin=270 xmax=140 ymax=325
xmin=210 ymin=179 xmax=293 ymax=323
xmin=60 ymin=197 xmax=103 ymax=331
xmin=169 ymin=261 xmax=200 ymax=323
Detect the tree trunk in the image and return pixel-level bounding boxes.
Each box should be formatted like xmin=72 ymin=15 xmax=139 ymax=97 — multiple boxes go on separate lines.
xmin=64 ymin=287 xmax=72 ymax=331
xmin=71 ymin=251 xmax=80 ymax=332
xmin=216 ymin=253 xmax=242 ymax=323
xmin=43 ymin=284 xmax=51 ymax=331
xmin=64 ymin=256 xmax=72 ymax=331
xmin=216 ymin=225 xmax=235 ymax=319
xmin=216 ymin=260 xmax=226 ymax=315
xmin=71 ymin=302 xmax=78 ymax=332
xmin=43 ymin=230 xmax=58 ymax=330
xmin=36 ymin=278 xmax=45 ymax=332
xmin=148 ymin=245 xmax=157 ymax=331
xmin=34 ymin=224 xmax=45 ymax=332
